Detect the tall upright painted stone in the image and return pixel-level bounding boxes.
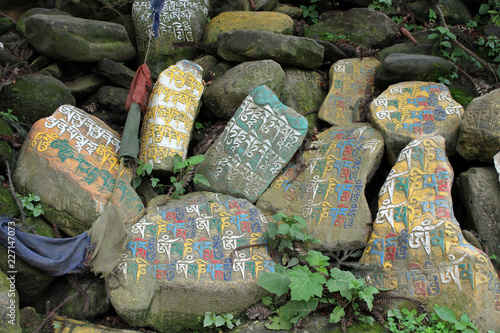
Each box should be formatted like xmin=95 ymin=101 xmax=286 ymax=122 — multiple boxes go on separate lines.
xmin=195 ymin=85 xmax=308 ymax=203
xmin=107 ymin=192 xmax=273 ymax=332
xmin=139 ymin=60 xmax=204 ymax=174
xmin=13 ymin=105 xmax=144 ymax=236
xmin=370 ymin=81 xmax=464 ymax=164
xmin=318 ymin=58 xmax=380 ymax=125
xmin=257 ymin=124 xmax=384 ymax=251
xmin=360 ymin=136 xmax=500 ymax=332
xmin=132 ymin=0 xmax=210 ymax=78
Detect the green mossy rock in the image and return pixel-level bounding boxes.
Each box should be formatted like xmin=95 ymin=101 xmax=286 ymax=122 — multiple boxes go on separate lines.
xmin=0 ymin=270 xmax=22 ymax=333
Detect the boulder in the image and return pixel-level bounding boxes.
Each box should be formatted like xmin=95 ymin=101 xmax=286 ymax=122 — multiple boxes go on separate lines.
xmin=374 ymin=53 xmax=456 ymax=89
xmin=257 ymin=124 xmax=384 ymax=252
xmin=139 ymin=60 xmax=204 ymax=174
xmin=202 ymin=11 xmax=294 ymax=45
xmin=64 ymin=73 xmax=107 ymax=100
xmin=217 ymin=30 xmax=324 ymax=70
xmin=132 ymin=0 xmax=209 ymax=78
xmin=360 ymin=136 xmax=500 ymax=332
xmin=54 ymin=0 xmax=134 ymax=21
xmin=456 ymin=89 xmax=500 ymax=162
xmin=196 ymin=85 xmax=308 ymax=203
xmin=304 ymin=8 xmax=398 ymax=49
xmin=107 ymin=191 xmax=274 ymax=332
xmin=318 ymin=57 xmax=380 ymax=126
xmin=0 ymin=270 xmax=21 ymax=333
xmin=16 ymin=7 xmax=72 ymax=37
xmin=370 ymin=81 xmax=464 ymax=164
xmin=25 ymin=14 xmax=136 ymax=63
xmin=0 ymin=186 xmax=19 ymax=218
xmin=13 ymin=105 xmax=144 ymax=236
xmin=202 ymin=59 xmax=285 ymax=119
xmin=0 ymin=117 xmax=14 ymax=169
xmin=94 ymin=58 xmax=136 ymax=89
xmin=0 ymin=74 xmax=75 ymax=124
xmin=458 ymin=167 xmax=500 ymax=269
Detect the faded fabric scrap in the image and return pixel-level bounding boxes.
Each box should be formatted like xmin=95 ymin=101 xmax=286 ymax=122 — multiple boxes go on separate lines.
xmin=125 ymin=63 xmax=152 ymax=113
xmin=0 ymin=217 xmax=90 ymax=276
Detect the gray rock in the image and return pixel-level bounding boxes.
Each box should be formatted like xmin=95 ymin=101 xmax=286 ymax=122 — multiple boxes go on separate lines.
xmin=0 ymin=48 xmax=24 ymax=67
xmin=458 ymin=167 xmax=500 ymax=269
xmin=375 ymin=53 xmax=456 ymax=89
xmin=96 ymin=85 xmax=129 ymax=114
xmin=55 ymin=0 xmax=133 ymax=21
xmin=0 ymin=270 xmax=21 ymax=333
xmin=217 ymin=30 xmax=324 ymax=70
xmin=64 ymin=74 xmax=107 ymax=100
xmin=16 ymin=7 xmax=72 ymax=37
xmin=456 ymin=89 xmax=500 ymax=162
xmin=377 ymin=43 xmax=434 ymax=62
xmin=25 ymin=14 xmax=136 ymax=63
xmin=107 ymin=191 xmax=273 ymax=332
xmin=132 ymin=0 xmax=209 ymax=78
xmin=196 ymin=85 xmax=308 ymax=202
xmin=94 ymin=58 xmax=136 ymax=89
xmin=257 ymin=124 xmax=384 ymax=252
xmin=31 ymin=272 xmax=110 ymax=320
xmin=304 ymin=8 xmax=398 ymax=49
xmin=193 ymin=54 xmax=220 ymax=82
xmin=0 ymin=74 xmax=75 ymax=124
xmin=202 ymin=60 xmax=285 ymax=119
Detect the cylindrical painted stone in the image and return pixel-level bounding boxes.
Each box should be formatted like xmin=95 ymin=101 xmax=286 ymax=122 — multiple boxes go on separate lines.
xmin=139 ymin=60 xmax=204 ymax=174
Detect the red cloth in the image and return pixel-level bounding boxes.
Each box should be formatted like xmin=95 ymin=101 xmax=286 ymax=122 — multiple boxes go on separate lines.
xmin=125 ymin=63 xmax=152 ymax=113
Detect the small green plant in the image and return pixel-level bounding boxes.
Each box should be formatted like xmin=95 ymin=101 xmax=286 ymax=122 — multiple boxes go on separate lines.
xmin=0 ymin=109 xmax=19 ymax=123
xmin=477 ymin=35 xmax=500 ymax=65
xmin=17 ymin=193 xmax=44 ymax=217
xmin=203 ymin=312 xmax=241 ymax=330
xmin=300 ymin=0 xmax=320 ymax=24
xmin=480 ymin=1 xmax=500 ymax=27
xmin=133 ymin=160 xmax=159 ymax=189
xmin=323 ymin=32 xmax=351 ymax=42
xmin=170 ymin=154 xmax=209 ymax=199
xmin=369 ymin=0 xmax=392 ymax=11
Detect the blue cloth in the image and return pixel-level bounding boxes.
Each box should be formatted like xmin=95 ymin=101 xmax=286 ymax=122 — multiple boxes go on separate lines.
xmin=0 ymin=217 xmax=91 ymax=276
xmin=150 ymin=0 xmax=165 ymax=38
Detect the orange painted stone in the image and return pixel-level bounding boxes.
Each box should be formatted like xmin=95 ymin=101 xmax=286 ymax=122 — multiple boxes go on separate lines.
xmin=370 ymin=81 xmax=464 ymax=164
xmin=360 ymin=136 xmax=500 ymax=332
xmin=257 ymin=124 xmax=384 ymax=252
xmin=318 ymin=57 xmax=380 ymax=126
xmin=13 ymin=105 xmax=144 ymax=236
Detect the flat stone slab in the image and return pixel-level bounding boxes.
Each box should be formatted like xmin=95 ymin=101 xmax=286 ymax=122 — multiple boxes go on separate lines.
xmin=195 ymin=85 xmax=308 ymax=202
xmin=456 ymin=88 xmax=500 ymax=162
xmin=318 ymin=58 xmax=380 ymax=125
xmin=139 ymin=60 xmax=204 ymax=174
xmin=107 ymin=191 xmax=273 ymax=332
xmin=360 ymin=136 xmax=500 ymax=332
xmin=257 ymin=124 xmax=384 ymax=252
xmin=370 ymin=81 xmax=464 ymax=164
xmin=13 ymin=105 xmax=144 ymax=236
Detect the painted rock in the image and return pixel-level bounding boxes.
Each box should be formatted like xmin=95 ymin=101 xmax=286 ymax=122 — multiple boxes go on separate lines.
xmin=456 ymin=88 xmax=500 ymax=162
xmin=318 ymin=58 xmax=380 ymax=126
xmin=139 ymin=60 xmax=204 ymax=174
xmin=132 ymin=0 xmax=210 ymax=78
xmin=107 ymin=192 xmax=273 ymax=332
xmin=370 ymin=81 xmax=464 ymax=164
xmin=257 ymin=124 xmax=384 ymax=252
xmin=360 ymin=136 xmax=500 ymax=332
xmin=195 ymin=85 xmax=308 ymax=203
xmin=13 ymin=105 xmax=144 ymax=236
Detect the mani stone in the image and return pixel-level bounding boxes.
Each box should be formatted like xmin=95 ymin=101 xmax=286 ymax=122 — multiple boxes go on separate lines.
xmin=359 ymin=136 xmax=500 ymax=332
xmin=139 ymin=60 xmax=204 ymax=174
xmin=257 ymin=124 xmax=384 ymax=252
xmin=13 ymin=105 xmax=144 ymax=236
xmin=195 ymin=85 xmax=308 ymax=203
xmin=318 ymin=58 xmax=380 ymax=126
xmin=106 ymin=191 xmax=273 ymax=332
xmin=202 ymin=11 xmax=294 ymax=45
xmin=458 ymin=167 xmax=500 ymax=269
xmin=132 ymin=0 xmax=210 ymax=78
xmin=370 ymin=81 xmax=464 ymax=164
xmin=456 ymin=88 xmax=500 ymax=162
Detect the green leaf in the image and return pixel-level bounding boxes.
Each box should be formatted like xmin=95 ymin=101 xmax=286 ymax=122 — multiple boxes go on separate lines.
xmin=287 ymin=265 xmax=326 ymax=301
xmin=359 ymin=290 xmax=376 ymax=311
xmin=26 ymin=203 xmax=34 ymax=210
xmin=203 ymin=314 xmax=213 ymax=327
xmin=479 ymin=3 xmax=491 ymax=15
xmin=193 ymin=173 xmax=210 ymax=187
xmin=150 ymin=177 xmax=159 ymax=188
xmin=33 ymin=195 xmax=41 ymax=201
xmin=306 ymin=250 xmax=330 ymax=267
xmin=145 ymin=163 xmax=153 ymax=175
xmin=287 ymin=257 xmax=299 ymax=268
xmin=277 ymin=223 xmax=290 ymax=235
xmin=265 ymin=314 xmax=293 ymax=330
xmin=358 ymin=315 xmax=375 ymax=325
xmin=173 ymin=161 xmax=187 ymax=174
xmin=330 ymin=305 xmax=345 ymax=323
xmin=280 ymin=299 xmax=318 ymax=321
xmin=257 ymin=266 xmax=291 ymax=297
xmin=434 ymin=304 xmax=461 ymax=327
xmin=428 ymin=33 xmax=439 ymax=39
xmin=292 ymin=215 xmax=307 ymax=228
xmin=214 ymin=315 xmax=225 ymax=327
xmin=173 ymin=154 xmax=183 ymax=167
xmin=266 ymin=222 xmax=278 ymax=239
xmin=440 ymin=41 xmax=452 ymax=48
xmin=272 ymin=212 xmax=287 ymax=222
xmin=326 ymin=267 xmax=355 ymax=292
xmin=187 ymin=154 xmax=205 ymax=166
xmin=262 ymin=295 xmax=273 ymax=306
